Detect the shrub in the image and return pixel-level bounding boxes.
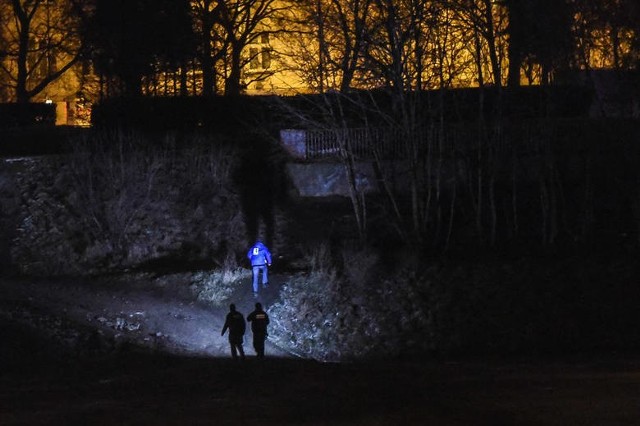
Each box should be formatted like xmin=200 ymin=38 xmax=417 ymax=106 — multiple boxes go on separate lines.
xmin=270 ymin=248 xmax=640 ymax=360
xmin=268 ymin=246 xmax=430 ymax=362
xmin=190 ymin=263 xmax=250 ymax=307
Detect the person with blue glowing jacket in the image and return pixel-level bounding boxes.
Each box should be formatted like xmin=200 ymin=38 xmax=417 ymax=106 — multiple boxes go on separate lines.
xmin=247 ymin=241 xmax=272 ymax=297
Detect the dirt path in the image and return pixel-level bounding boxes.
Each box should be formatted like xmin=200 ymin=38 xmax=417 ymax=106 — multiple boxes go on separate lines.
xmin=0 ymin=272 xmax=291 ymax=360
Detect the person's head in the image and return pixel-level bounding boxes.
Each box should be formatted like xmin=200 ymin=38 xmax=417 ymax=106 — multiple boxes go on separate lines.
xmin=255 ymin=302 xmax=262 ymax=310
xmin=229 ymin=303 xmax=236 ymax=312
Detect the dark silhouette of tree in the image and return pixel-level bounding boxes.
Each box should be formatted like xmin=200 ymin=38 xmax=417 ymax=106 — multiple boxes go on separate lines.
xmin=572 ymin=0 xmax=640 ymax=70
xmin=219 ymin=0 xmax=281 ymax=96
xmin=0 ymin=8 xmax=5 ymax=59
xmin=191 ymin=0 xmax=281 ymax=96
xmin=505 ymin=0 xmax=573 ymax=86
xmin=0 ymin=0 xmax=83 ymax=103
xmin=293 ymin=0 xmax=374 ymax=92
xmin=85 ymin=0 xmax=195 ymax=97
xmin=449 ymin=0 xmax=507 ymax=87
xmin=192 ymin=0 xmax=227 ymax=96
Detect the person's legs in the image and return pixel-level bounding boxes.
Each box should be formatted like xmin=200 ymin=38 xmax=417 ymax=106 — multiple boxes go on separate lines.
xmin=231 ymin=341 xmax=245 ymax=360
xmin=254 ymin=334 xmax=265 ymax=358
xmin=252 ymin=266 xmax=260 ymax=294
xmin=261 ymin=265 xmax=269 ymax=287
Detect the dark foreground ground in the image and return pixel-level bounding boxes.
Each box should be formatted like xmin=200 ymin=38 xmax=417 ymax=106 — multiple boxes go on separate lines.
xmin=1 ymin=346 xmax=640 ymax=425
xmin=1 ymin=276 xmax=640 ymax=425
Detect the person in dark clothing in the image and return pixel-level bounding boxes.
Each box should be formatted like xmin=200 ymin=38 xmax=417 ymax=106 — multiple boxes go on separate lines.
xmin=221 ymin=304 xmax=246 ymax=360
xmin=246 ymin=302 xmax=270 ymax=359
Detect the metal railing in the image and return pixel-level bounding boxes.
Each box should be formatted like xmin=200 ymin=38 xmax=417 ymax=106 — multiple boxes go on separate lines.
xmin=304 ymin=127 xmax=408 ymax=161
xmin=281 ymin=122 xmax=557 ymax=162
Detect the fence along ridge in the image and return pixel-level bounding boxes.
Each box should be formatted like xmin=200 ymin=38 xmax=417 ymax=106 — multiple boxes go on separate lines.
xmin=299 ymin=124 xmax=554 ymax=161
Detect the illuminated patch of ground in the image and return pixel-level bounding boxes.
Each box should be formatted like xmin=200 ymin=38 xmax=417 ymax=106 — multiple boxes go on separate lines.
xmin=0 ymin=273 xmax=289 ymax=360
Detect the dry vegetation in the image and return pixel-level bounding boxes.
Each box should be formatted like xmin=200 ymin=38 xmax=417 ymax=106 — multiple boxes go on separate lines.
xmin=9 ymin=130 xmax=247 ymax=275
xmin=266 ymin=244 xmax=640 ymax=362
xmin=2 ymin=127 xmax=640 ymax=363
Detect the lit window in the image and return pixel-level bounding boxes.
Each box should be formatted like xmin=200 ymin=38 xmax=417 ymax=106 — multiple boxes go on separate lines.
xmin=47 ymin=49 xmax=57 ymax=74
xmin=261 ymin=48 xmax=271 ymax=69
xmin=250 ymin=47 xmax=260 ymax=69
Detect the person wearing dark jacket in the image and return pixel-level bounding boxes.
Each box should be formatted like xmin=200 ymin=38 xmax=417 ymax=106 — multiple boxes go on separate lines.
xmin=246 ymin=302 xmax=270 ymax=359
xmin=221 ymin=304 xmax=246 ymax=360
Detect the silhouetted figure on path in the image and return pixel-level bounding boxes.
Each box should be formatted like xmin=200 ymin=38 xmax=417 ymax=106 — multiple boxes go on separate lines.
xmin=221 ymin=304 xmax=246 ymax=360
xmin=247 ymin=241 xmax=272 ymax=297
xmin=247 ymin=302 xmax=270 ymax=359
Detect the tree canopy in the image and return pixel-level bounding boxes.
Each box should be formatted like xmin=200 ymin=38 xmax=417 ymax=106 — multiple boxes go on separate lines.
xmin=85 ymin=0 xmax=195 ymax=96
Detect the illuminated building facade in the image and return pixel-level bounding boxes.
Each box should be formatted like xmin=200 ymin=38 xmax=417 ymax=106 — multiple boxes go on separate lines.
xmin=0 ymin=0 xmax=637 ymax=124
xmin=0 ymin=0 xmax=97 ymax=125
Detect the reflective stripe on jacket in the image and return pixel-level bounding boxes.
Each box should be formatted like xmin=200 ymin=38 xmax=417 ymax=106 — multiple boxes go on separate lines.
xmin=247 ymin=242 xmax=272 ymax=267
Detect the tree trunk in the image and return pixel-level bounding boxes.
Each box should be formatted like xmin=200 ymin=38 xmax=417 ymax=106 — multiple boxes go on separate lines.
xmin=15 ymin=3 xmax=30 ymax=104
xmin=507 ymin=48 xmax=521 ymax=88
xmin=180 ymin=63 xmax=188 ymax=96
xmin=506 ymin=1 xmax=522 ymax=87
xmin=225 ymin=42 xmax=243 ymax=96
xmin=483 ymin=0 xmax=502 ymax=87
xmin=339 ymin=131 xmax=366 ymax=243
xmin=201 ymin=20 xmax=215 ymax=96
xmin=316 ymin=0 xmax=325 ymax=93
xmin=473 ymin=29 xmax=485 ymax=88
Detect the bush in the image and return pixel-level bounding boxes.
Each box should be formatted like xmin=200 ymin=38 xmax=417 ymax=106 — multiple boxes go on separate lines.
xmin=190 ymin=264 xmax=251 ymax=307
xmin=268 ymin=246 xmax=429 ymax=362
xmin=269 ymin=248 xmax=640 ymax=361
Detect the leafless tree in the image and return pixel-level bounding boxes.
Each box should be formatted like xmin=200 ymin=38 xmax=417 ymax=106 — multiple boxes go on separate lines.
xmin=191 ymin=0 xmax=228 ymax=96
xmin=286 ymin=0 xmax=374 ymax=92
xmin=0 ymin=0 xmax=83 ymax=103
xmin=572 ymin=0 xmax=640 ymax=71
xmin=215 ymin=0 xmax=282 ymax=95
xmin=447 ymin=0 xmax=508 ymax=87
